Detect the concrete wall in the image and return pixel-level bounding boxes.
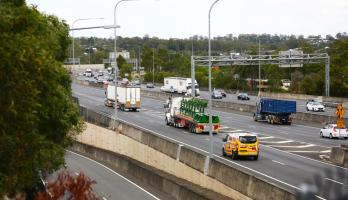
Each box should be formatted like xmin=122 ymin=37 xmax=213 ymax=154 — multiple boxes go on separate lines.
xmin=260 ymin=91 xmax=348 ymax=107
xmin=76 ymin=106 xmax=297 ymax=200
xmin=71 ymin=142 xmax=231 ymax=200
xmin=330 ymin=145 xmax=348 ymax=168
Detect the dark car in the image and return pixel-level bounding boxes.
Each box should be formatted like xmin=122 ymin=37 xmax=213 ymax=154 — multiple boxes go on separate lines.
xmin=237 ymin=93 xmax=250 ymax=100
xmin=146 ymin=83 xmax=155 ymax=88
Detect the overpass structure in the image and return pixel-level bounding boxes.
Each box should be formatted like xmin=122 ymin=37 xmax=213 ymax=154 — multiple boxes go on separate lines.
xmin=191 ymin=53 xmax=330 ymax=96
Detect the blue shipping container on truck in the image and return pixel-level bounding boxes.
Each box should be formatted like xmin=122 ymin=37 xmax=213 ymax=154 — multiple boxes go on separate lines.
xmin=260 ymin=98 xmax=296 ymax=114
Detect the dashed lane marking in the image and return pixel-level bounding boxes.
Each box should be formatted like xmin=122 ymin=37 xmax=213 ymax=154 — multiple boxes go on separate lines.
xmin=270 ymin=144 xmax=316 ymax=148
xmin=261 ymin=140 xmax=294 ymax=144
xmin=272 ymin=160 xmax=285 ymax=165
xmin=287 ymin=150 xmax=331 ymax=153
xmin=258 ymin=136 xmax=275 ymax=140
xmin=324 ymin=178 xmax=344 ymax=185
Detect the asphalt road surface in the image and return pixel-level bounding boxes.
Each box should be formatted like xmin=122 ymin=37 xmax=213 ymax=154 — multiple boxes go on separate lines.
xmin=140 ymin=84 xmax=346 ymax=118
xmin=72 ymin=83 xmax=348 ymax=199
xmin=64 ymin=151 xmax=161 ymax=200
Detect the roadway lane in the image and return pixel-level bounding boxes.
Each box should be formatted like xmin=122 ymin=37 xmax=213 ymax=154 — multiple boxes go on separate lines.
xmin=140 ymin=84 xmax=344 ymax=117
xmin=65 ymin=151 xmax=160 ymax=200
xmin=73 ymin=83 xmax=348 ymax=199
xmin=73 ymin=83 xmax=347 ymax=149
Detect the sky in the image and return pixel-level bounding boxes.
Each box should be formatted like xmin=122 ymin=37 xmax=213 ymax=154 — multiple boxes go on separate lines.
xmin=26 ymin=0 xmax=348 ymax=39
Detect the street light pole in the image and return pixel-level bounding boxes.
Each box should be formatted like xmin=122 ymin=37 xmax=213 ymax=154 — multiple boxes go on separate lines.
xmin=258 ymin=39 xmax=261 ymax=98
xmin=191 ymin=37 xmax=195 ymax=97
xmin=208 ymin=0 xmax=221 ymax=159
xmin=152 ymin=48 xmax=155 ymax=84
xmin=72 ymin=18 xmax=103 ymax=69
xmin=114 ymin=0 xmax=128 ymax=125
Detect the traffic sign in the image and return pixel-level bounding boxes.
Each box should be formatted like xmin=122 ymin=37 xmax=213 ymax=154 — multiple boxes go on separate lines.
xmin=336 ymin=104 xmax=345 ymax=128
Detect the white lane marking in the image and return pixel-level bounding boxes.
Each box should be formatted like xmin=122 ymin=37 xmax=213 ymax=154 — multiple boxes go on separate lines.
xmin=221 ymin=130 xmax=244 ymax=133
xmin=260 ymin=145 xmax=348 ymax=171
xmin=272 ymin=160 xmax=285 ymax=165
xmin=67 ymin=150 xmax=160 ymax=200
xmin=102 ymin=197 xmax=108 ymax=200
xmin=261 ymin=140 xmax=294 ymax=144
xmin=270 ymin=144 xmax=315 ymax=148
xmin=324 ymin=178 xmax=344 ymax=185
xmin=287 ymin=150 xmax=331 ymax=153
xmin=258 ymin=136 xmax=274 ymax=140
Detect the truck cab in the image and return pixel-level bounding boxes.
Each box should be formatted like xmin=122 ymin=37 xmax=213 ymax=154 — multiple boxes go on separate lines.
xmin=222 ymin=132 xmax=259 ymax=160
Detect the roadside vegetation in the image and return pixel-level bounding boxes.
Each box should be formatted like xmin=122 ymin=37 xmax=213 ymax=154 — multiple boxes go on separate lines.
xmin=75 ymin=33 xmax=348 ymax=97
xmin=0 ymin=0 xmax=84 ymax=198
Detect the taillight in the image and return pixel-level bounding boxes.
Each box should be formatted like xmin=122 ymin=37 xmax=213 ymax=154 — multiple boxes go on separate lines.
xmin=214 ymin=125 xmax=219 ymax=130
xmin=197 ymin=125 xmax=203 ymax=130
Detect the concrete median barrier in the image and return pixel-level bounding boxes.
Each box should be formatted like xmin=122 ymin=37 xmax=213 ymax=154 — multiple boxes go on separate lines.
xmin=330 ymin=145 xmax=348 ymax=168
xmin=179 ymin=146 xmax=207 ymax=173
xmin=208 ymin=159 xmax=296 ymax=200
xmin=75 ymin=106 xmax=297 ymax=200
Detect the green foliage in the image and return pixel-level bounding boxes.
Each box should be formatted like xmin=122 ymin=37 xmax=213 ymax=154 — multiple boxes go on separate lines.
xmin=0 ymin=1 xmax=83 ymax=197
xmin=329 ymin=37 xmax=348 ymax=97
xmin=117 ymin=55 xmax=127 ymax=70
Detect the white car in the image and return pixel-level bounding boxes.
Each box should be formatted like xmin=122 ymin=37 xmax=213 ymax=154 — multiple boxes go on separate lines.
xmin=306 ymin=101 xmax=325 ymax=112
xmin=320 ymin=124 xmax=348 ymax=139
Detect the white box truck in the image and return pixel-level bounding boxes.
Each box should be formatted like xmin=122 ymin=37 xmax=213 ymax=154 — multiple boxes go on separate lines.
xmin=161 ymin=77 xmax=199 ymax=96
xmin=104 ymin=84 xmax=141 ymax=111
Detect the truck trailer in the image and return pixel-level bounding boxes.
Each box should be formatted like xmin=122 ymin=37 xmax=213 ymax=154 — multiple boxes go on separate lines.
xmin=104 ymin=84 xmax=141 ymax=111
xmin=253 ymin=98 xmax=296 ymax=125
xmin=161 ymin=77 xmax=200 ymax=96
xmin=164 ymin=97 xmax=220 ymax=133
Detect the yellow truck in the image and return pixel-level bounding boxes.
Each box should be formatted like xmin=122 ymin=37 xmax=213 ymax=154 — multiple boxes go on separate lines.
xmin=222 ymin=132 xmax=259 ymax=160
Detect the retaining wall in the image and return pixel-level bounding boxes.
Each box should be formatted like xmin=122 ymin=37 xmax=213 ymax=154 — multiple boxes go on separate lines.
xmin=76 ymin=106 xmax=296 ymax=200
xmin=71 ymin=142 xmax=231 ymax=200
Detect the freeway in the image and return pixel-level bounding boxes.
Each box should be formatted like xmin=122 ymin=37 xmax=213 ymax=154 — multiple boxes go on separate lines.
xmin=72 ymin=83 xmax=348 ymax=199
xmin=64 ymin=151 xmax=161 ymax=200
xmin=140 ymin=84 xmax=346 ymax=118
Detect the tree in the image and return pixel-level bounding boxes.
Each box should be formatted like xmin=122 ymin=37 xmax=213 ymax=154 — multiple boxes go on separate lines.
xmin=35 ymin=171 xmax=101 ymax=200
xmin=116 ymin=55 xmax=127 ymax=70
xmin=0 ymin=0 xmax=83 ymax=197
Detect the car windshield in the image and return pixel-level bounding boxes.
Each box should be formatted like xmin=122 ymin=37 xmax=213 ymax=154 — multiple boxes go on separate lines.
xmin=239 ymin=93 xmax=247 ymax=96
xmin=239 ymin=136 xmax=257 ymax=144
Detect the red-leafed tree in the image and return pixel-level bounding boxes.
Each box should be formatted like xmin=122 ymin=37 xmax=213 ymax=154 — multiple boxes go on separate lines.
xmin=35 ymin=171 xmax=101 ymax=200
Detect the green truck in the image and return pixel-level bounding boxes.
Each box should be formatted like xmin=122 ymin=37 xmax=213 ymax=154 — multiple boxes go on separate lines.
xmin=164 ymin=97 xmax=220 ymax=133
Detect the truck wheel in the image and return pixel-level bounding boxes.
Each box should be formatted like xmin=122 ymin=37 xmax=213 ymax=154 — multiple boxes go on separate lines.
xmin=232 ymin=151 xmax=238 ymax=160
xmin=329 ymin=133 xmax=333 ymax=139
xmin=222 ymin=148 xmax=226 ymax=156
xmin=253 ymin=114 xmax=258 ymax=122
xmin=320 ymin=132 xmax=323 ymax=138
xmin=253 ymin=155 xmax=258 ymax=160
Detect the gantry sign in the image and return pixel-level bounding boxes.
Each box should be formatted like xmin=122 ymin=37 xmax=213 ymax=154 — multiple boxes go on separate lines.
xmin=190 ymin=53 xmax=330 ymax=96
